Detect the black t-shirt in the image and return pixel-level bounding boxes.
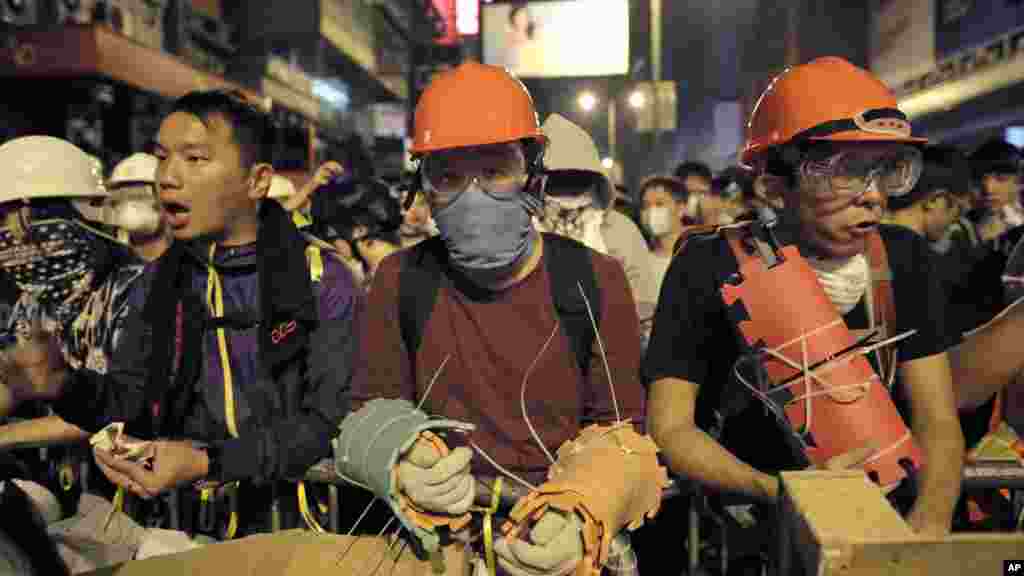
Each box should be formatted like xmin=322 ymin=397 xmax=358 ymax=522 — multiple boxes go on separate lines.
xmin=643 ymin=224 xmax=961 ymax=472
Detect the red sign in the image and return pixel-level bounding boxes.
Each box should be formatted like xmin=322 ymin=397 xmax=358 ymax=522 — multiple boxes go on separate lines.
xmin=432 ymin=0 xmax=459 ymax=45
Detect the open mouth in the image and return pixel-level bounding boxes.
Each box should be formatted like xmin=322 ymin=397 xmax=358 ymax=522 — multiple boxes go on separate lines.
xmin=161 ymin=200 xmax=191 ymax=229
xmin=162 ymin=200 xmax=190 ymax=215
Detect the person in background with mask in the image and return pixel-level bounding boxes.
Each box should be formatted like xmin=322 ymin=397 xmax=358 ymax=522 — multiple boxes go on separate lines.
xmin=0 ymin=137 xmax=154 ymax=391
xmin=537 ymin=113 xmax=659 ymax=350
xmin=646 ymin=58 xmax=963 ymax=574
xmin=639 ymin=175 xmax=689 ymax=295
xmin=310 ymin=177 xmax=403 ymax=291
xmin=674 ymin=161 xmax=713 ymax=223
xmin=348 ymin=62 xmax=648 ymax=576
xmin=397 ymin=179 xmax=438 ymax=248
xmin=107 ymin=153 xmax=172 ymax=263
xmin=0 ymin=137 xmax=179 ymax=572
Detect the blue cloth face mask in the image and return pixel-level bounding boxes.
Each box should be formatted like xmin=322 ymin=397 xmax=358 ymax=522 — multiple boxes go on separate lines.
xmin=429 ymin=179 xmax=540 ymax=275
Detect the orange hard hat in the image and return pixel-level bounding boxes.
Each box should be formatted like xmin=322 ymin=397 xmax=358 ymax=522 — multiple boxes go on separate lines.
xmin=410 ymin=61 xmax=548 ymax=156
xmin=741 ymin=57 xmax=926 ymax=168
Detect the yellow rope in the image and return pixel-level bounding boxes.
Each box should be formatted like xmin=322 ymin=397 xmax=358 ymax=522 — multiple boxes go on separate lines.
xmin=297 ymin=481 xmax=326 ymax=533
xmin=484 ymin=477 xmax=503 ymax=576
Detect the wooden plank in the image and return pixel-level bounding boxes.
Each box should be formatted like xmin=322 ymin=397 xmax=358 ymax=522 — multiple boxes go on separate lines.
xmin=0 ymin=25 xmax=263 ymax=104
xmin=782 ymin=470 xmax=917 ymax=542
xmin=81 ymin=529 xmax=472 ymax=576
xmin=836 ymin=535 xmax=1024 ymax=575
xmin=780 ymin=470 xmax=1024 ymax=576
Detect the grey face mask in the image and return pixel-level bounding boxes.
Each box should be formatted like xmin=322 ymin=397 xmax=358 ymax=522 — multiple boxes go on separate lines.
xmin=430 ymin=180 xmax=539 ymax=275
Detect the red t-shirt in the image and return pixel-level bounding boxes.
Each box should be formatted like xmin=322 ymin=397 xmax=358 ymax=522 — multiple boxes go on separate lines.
xmin=352 ymin=242 xmax=645 ymax=485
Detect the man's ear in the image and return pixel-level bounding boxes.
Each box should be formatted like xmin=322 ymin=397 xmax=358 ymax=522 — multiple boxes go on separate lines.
xmin=756 ymin=174 xmax=787 ymax=208
xmin=248 ymin=163 xmax=274 ymax=201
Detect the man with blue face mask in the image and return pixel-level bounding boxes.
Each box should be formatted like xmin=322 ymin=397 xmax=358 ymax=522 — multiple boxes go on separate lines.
xmin=345 ymin=62 xmax=654 ymax=576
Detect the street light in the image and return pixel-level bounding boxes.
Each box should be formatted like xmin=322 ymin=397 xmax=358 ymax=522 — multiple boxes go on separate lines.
xmin=577 ymin=91 xmax=598 ymax=112
xmin=627 ymin=89 xmax=647 ymax=110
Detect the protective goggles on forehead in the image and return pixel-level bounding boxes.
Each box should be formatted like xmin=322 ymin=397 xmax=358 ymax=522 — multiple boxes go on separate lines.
xmin=800 ymin=145 xmax=923 ymax=200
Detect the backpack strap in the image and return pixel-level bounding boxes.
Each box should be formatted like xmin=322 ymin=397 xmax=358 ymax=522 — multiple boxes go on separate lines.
xmin=542 ymin=233 xmax=601 ymax=376
xmin=398 ymin=236 xmax=446 ymax=356
xmin=292 ymin=210 xmax=312 ymax=230
xmin=305 ymin=244 xmax=324 ymax=284
xmin=864 ymin=231 xmax=897 ymax=386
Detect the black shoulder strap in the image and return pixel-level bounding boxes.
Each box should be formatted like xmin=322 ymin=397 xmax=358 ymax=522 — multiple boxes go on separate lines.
xmin=397 ymin=234 xmax=601 ymax=374
xmin=399 ymin=236 xmax=446 ymax=355
xmin=542 ymin=233 xmax=601 ymax=375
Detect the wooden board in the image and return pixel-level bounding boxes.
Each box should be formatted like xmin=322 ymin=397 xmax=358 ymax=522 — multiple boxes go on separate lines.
xmin=82 ymin=529 xmax=472 ymax=576
xmin=835 ymin=534 xmax=1024 ymax=575
xmin=779 ymin=470 xmax=1024 ymax=576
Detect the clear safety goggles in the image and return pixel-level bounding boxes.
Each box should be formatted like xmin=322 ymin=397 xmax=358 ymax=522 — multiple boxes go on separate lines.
xmin=421 ymin=157 xmax=529 ymax=206
xmin=800 ymin=145 xmax=923 ymax=201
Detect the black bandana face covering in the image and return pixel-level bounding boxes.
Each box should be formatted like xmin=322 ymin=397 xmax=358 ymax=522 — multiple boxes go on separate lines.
xmin=0 ymin=216 xmax=107 ymax=328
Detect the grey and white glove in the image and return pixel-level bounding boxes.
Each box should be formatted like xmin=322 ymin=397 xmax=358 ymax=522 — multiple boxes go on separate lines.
xmin=494 ymin=510 xmax=583 ymax=576
xmin=396 ymin=438 xmax=475 ymax=516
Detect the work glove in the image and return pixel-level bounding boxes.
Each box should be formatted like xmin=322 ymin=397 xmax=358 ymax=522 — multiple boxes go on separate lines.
xmin=494 ymin=510 xmax=583 ymax=576
xmin=396 ymin=436 xmax=475 ymax=516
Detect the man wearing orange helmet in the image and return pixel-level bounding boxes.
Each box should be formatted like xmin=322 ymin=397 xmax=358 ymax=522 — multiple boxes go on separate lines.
xmin=645 ymin=57 xmax=964 ymax=553
xmin=345 ymin=62 xmax=651 ymax=576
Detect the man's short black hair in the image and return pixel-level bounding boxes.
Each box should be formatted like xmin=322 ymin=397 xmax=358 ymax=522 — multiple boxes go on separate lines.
xmin=674 ymin=161 xmax=713 ymax=185
xmin=640 ymin=175 xmax=688 ymax=204
xmin=969 ymin=139 xmax=1022 ymax=181
xmin=928 ymin=145 xmax=970 ymax=197
xmin=312 ymin=178 xmax=402 ymax=247
xmin=166 ymin=90 xmax=274 ymax=169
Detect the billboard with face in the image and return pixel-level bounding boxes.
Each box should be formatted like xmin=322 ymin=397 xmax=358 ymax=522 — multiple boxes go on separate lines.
xmin=482 ymin=0 xmax=629 ymax=78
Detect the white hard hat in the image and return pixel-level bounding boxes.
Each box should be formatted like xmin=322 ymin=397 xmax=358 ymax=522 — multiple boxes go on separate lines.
xmin=109 ymin=153 xmax=158 ymax=186
xmin=541 ymin=114 xmax=613 ymax=207
xmin=268 ymin=174 xmax=296 ymax=200
xmin=0 ymin=136 xmax=108 ymax=205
